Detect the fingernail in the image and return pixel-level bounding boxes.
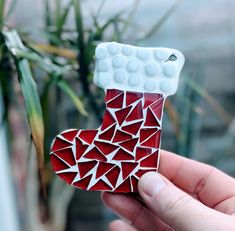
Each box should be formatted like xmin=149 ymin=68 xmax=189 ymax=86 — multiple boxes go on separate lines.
xmin=139 ymin=172 xmax=166 ymax=197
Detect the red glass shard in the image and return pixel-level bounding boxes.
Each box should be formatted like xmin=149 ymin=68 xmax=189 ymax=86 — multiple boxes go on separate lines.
xmin=105 ymin=166 xmax=120 ymax=188
xmin=136 ymin=147 xmax=152 ymax=161
xmin=79 ymin=130 xmax=98 ymax=144
xmin=144 ymin=108 xmax=160 ymax=127
xmin=135 ymin=168 xmax=157 ymax=178
xmin=121 ymin=162 xmax=138 ymax=179
xmin=57 ymin=172 xmax=77 ymax=184
xmin=78 ymin=161 xmax=97 ymax=178
xmin=144 ymin=93 xmax=163 ymax=108
xmin=115 ymin=106 xmax=132 ymax=126
xmin=121 ymin=121 xmax=143 ymax=135
xmin=131 ymin=176 xmax=139 ymax=191
xmin=51 ymin=137 xmax=72 ymax=152
xmin=54 ymin=147 xmax=76 ymax=166
xmin=101 ymin=110 xmax=116 ymax=131
xmin=83 ymin=147 xmax=107 ymax=161
xmin=125 ymin=101 xmax=143 ymax=122
xmin=112 ymin=148 xmax=134 ymax=161
xmin=119 ymin=138 xmax=138 ymax=152
xmin=115 ymin=177 xmax=131 ymax=192
xmin=73 ymin=175 xmax=92 ymax=190
xmin=99 ymin=124 xmax=116 ymax=141
xmin=50 ymin=154 xmax=69 ymax=172
xmin=61 ymin=129 xmax=78 ymax=142
xmin=126 ymin=91 xmax=143 ymax=106
xmin=95 ymin=162 xmax=115 ymax=179
xmin=89 ymin=180 xmax=113 ymax=191
xmin=105 ymin=89 xmax=123 ymax=102
xmin=113 ymin=129 xmax=133 ymax=143
xmin=94 ymin=141 xmax=118 ymax=155
xmin=75 ymin=138 xmax=89 ymax=160
xmin=140 ymin=151 xmax=159 ymax=168
xmin=107 ymin=92 xmax=124 ymax=108
xmin=150 ymin=98 xmax=164 ymax=120
xmin=141 ymin=130 xmax=161 ymax=148
xmin=140 ymin=128 xmax=158 ymax=143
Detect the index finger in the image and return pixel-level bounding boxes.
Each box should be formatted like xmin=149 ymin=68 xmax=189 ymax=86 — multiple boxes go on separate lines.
xmin=159 ymin=150 xmax=235 ymax=208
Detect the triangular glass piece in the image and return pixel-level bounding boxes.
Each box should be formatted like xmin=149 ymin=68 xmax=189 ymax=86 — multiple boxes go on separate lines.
xmin=144 ymin=108 xmax=160 ymax=127
xmin=140 ymin=151 xmax=159 ymax=168
xmin=144 ymin=93 xmax=163 ymax=108
xmin=119 ymin=138 xmax=138 ymax=152
xmin=115 ymin=106 xmax=132 ymax=126
xmin=51 ymin=137 xmax=72 ymax=152
xmin=94 ymin=141 xmax=118 ymax=155
xmin=106 ymin=89 xmax=123 ymax=102
xmin=76 ymin=137 xmax=89 ymax=160
xmin=135 ymin=168 xmax=157 ymax=178
xmin=57 ymin=172 xmax=77 ymax=184
xmin=105 ymin=166 xmax=120 ymax=188
xmin=107 ymin=92 xmax=124 ymax=109
xmin=78 ymin=161 xmax=97 ymax=178
xmin=126 ymin=91 xmax=143 ymax=106
xmin=73 ymin=175 xmax=92 ymax=190
xmin=95 ymin=162 xmax=115 ymax=179
xmin=131 ymin=176 xmax=139 ymax=191
xmin=79 ymin=129 xmax=98 ymax=144
xmin=83 ymin=147 xmax=107 ymax=161
xmin=115 ymin=177 xmax=131 ymax=192
xmin=150 ymin=97 xmax=164 ymax=120
xmin=125 ymin=101 xmax=143 ymax=122
xmin=54 ymin=147 xmax=76 ymax=166
xmin=89 ymin=179 xmax=113 ymax=191
xmin=121 ymin=121 xmax=143 ymax=135
xmin=99 ymin=123 xmax=116 ymax=141
xmin=112 ymin=148 xmax=134 ymax=161
xmin=50 ymin=154 xmax=69 ymax=172
xmin=140 ymin=128 xmax=158 ymax=143
xmin=135 ymin=147 xmax=152 ymax=161
xmin=113 ymin=129 xmax=133 ymax=143
xmin=101 ymin=110 xmax=116 ymax=131
xmin=141 ymin=130 xmax=161 ymax=148
xmin=61 ymin=129 xmax=78 ymax=142
xmin=121 ymin=162 xmax=138 ymax=179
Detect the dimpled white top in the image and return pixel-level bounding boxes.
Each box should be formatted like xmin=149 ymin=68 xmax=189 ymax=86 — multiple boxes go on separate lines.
xmin=94 ymin=42 xmax=185 ymax=96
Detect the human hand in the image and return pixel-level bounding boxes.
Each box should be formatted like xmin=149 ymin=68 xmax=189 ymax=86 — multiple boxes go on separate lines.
xmin=101 ymin=150 xmax=235 ymax=231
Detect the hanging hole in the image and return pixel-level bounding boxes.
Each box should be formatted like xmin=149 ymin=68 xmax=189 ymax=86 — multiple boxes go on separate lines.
xmin=168 ymin=54 xmax=177 ymax=61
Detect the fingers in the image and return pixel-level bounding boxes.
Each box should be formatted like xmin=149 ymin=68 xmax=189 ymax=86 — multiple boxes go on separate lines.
xmin=159 ymin=150 xmax=235 ymax=208
xmin=101 ymin=192 xmax=172 ymax=231
xmin=109 ymin=220 xmax=137 ymax=231
xmin=138 ymin=172 xmax=235 ymax=231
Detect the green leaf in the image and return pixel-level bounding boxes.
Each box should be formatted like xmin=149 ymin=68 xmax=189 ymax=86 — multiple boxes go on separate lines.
xmin=57 ymin=79 xmax=88 ymax=116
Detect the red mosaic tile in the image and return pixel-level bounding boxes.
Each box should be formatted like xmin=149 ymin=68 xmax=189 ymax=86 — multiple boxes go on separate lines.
xmin=131 ymin=176 xmax=139 ymax=191
xmin=119 ymin=138 xmax=138 ymax=152
xmin=115 ymin=106 xmax=132 ymax=126
xmin=144 ymin=108 xmax=160 ymax=127
xmin=112 ymin=148 xmax=134 ymax=161
xmin=95 ymin=162 xmax=115 ymax=179
xmin=79 ymin=130 xmax=98 ymax=144
xmin=135 ymin=147 xmax=152 ymax=161
xmin=61 ymin=129 xmax=78 ymax=142
xmin=105 ymin=166 xmax=121 ymax=188
xmin=94 ymin=141 xmax=118 ymax=155
xmin=83 ymin=147 xmax=107 ymax=162
xmin=51 ymin=137 xmax=72 ymax=152
xmin=75 ymin=138 xmax=89 ymax=160
xmin=135 ymin=168 xmax=157 ymax=178
xmin=89 ymin=180 xmax=112 ymax=191
xmin=140 ymin=128 xmax=158 ymax=143
xmin=113 ymin=130 xmax=133 ymax=143
xmin=140 ymin=151 xmax=159 ymax=168
xmin=115 ymin=177 xmax=131 ymax=192
xmin=57 ymin=172 xmax=77 ymax=184
xmin=141 ymin=131 xmax=161 ymax=148
xmin=121 ymin=162 xmax=138 ymax=179
xmin=73 ymin=175 xmax=92 ymax=190
xmin=125 ymin=101 xmax=143 ymax=122
xmin=98 ymin=124 xmax=116 ymax=141
xmin=126 ymin=91 xmax=143 ymax=106
xmin=150 ymin=98 xmax=164 ymax=120
xmin=101 ymin=110 xmax=116 ymax=131
xmin=50 ymin=154 xmax=69 ymax=172
xmin=78 ymin=161 xmax=97 ymax=178
xmin=144 ymin=93 xmax=162 ymax=108
xmin=121 ymin=121 xmax=143 ymax=135
xmin=54 ymin=147 xmax=76 ymax=166
xmin=106 ymin=89 xmax=123 ymax=102
xmin=106 ymin=92 xmax=124 ymax=108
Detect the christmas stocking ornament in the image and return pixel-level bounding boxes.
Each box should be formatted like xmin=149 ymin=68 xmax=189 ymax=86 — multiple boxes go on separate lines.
xmin=50 ymin=42 xmax=184 ymax=193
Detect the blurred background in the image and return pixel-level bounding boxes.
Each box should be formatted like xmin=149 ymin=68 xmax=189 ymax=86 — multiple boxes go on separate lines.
xmin=0 ymin=0 xmax=235 ymax=230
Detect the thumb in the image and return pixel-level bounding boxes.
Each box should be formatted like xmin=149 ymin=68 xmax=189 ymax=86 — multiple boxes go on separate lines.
xmin=138 ymin=172 xmax=222 ymax=231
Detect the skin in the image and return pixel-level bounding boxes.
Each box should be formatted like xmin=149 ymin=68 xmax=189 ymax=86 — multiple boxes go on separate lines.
xmin=101 ymin=150 xmax=235 ymax=231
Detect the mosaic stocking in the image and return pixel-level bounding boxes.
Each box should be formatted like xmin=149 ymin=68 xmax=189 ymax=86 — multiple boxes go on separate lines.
xmin=50 ymin=42 xmax=184 ymax=193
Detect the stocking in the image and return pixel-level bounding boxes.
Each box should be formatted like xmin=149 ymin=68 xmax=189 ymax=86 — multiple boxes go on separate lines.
xmin=50 ymin=42 xmax=184 ymax=193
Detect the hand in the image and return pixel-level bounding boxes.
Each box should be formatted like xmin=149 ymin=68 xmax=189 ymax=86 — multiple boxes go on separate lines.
xmin=101 ymin=150 xmax=235 ymax=231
